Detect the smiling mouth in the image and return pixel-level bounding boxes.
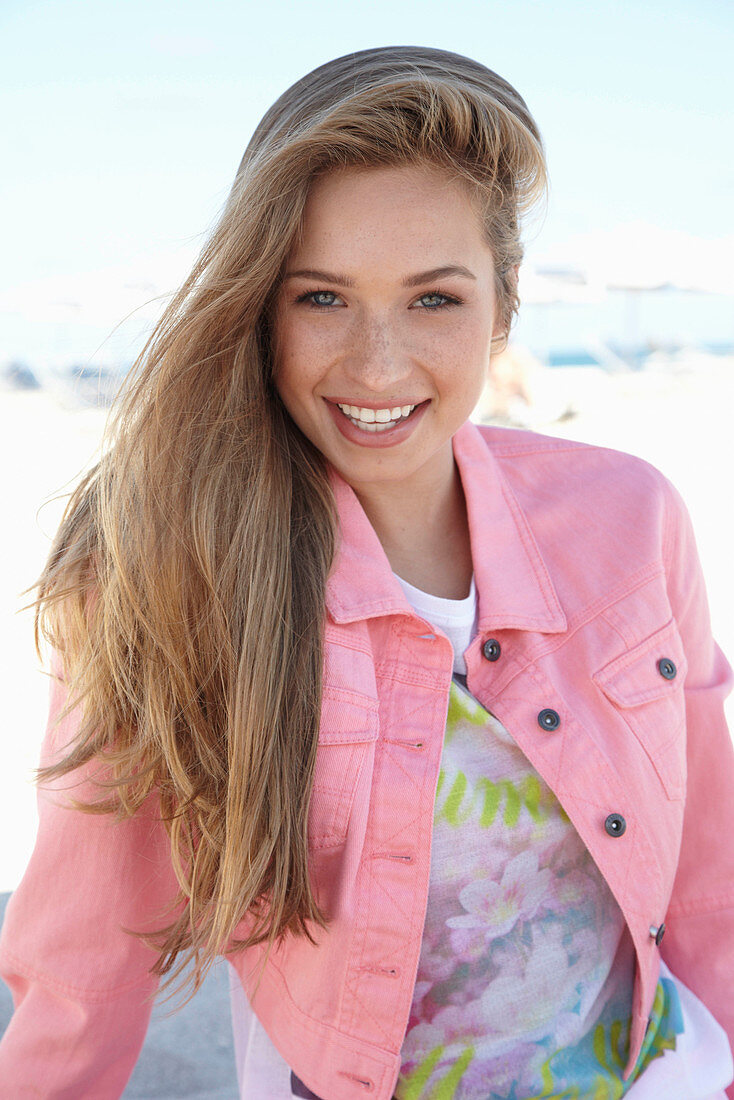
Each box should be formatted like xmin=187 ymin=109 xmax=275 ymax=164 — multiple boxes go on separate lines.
xmin=334 ymin=401 xmax=424 ymax=433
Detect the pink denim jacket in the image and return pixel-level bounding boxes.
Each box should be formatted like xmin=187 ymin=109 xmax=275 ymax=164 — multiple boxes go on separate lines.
xmin=2 ymin=420 xmax=734 ymax=1100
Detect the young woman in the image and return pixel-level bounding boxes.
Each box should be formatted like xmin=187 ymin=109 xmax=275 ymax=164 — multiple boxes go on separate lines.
xmin=1 ymin=46 xmax=733 ymax=1100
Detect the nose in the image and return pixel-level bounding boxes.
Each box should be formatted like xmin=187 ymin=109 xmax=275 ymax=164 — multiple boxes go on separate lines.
xmin=343 ymin=315 xmax=411 ymax=392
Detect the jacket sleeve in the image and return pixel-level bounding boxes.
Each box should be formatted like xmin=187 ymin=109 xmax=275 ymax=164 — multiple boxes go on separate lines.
xmin=0 ymin=658 xmax=180 ymax=1099
xmin=659 ymin=478 xmax=734 ymax=1097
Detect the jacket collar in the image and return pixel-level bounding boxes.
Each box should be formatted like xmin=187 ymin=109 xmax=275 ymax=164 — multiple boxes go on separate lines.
xmin=325 ymin=419 xmax=566 ymax=634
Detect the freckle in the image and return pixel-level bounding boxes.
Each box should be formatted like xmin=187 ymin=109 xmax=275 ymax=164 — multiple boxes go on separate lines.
xmin=366 ymin=319 xmax=391 ymax=351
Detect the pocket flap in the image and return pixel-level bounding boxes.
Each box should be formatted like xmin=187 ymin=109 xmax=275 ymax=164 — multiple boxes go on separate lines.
xmin=317 ymin=687 xmax=379 ymax=744
xmin=309 ymin=687 xmax=378 ymax=847
xmin=593 ymin=619 xmax=688 ymax=708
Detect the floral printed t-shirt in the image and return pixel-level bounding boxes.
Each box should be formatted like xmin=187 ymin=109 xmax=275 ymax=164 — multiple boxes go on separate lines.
xmin=393 ymin=574 xmax=682 ymax=1100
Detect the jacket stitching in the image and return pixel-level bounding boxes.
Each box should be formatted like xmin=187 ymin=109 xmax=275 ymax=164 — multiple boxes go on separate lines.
xmin=349 ymin=864 xmax=424 ymax=1046
xmin=498 ymin=479 xmax=563 ymax=623
xmin=600 ymin=608 xmax=631 ymax=648
xmin=0 ymin=946 xmax=155 ymax=1004
xmin=478 ymin=564 xmax=666 ymax=698
xmin=666 ymin=891 xmax=734 ymax=917
xmin=254 ymin=953 xmax=396 ymax=1077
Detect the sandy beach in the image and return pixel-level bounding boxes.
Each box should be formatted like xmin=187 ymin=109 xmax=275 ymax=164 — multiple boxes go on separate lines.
xmin=2 ymin=354 xmax=733 ymax=892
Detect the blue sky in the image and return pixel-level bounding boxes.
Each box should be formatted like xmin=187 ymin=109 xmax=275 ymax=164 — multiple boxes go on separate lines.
xmin=1 ymin=0 xmax=732 ymax=356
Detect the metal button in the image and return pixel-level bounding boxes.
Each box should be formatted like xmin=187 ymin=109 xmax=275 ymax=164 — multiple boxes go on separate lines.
xmin=604 ymin=812 xmax=626 ymax=837
xmin=482 ymin=638 xmax=501 ymax=662
xmin=657 ymin=658 xmax=677 ymax=680
xmin=537 ymin=708 xmax=560 ymax=731
xmin=649 ymin=922 xmax=666 ymax=946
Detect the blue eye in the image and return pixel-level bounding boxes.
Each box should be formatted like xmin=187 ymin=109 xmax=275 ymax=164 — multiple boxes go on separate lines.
xmin=294 ymin=288 xmax=461 ymax=310
xmin=414 ymin=291 xmax=461 ymax=310
xmin=296 ymin=290 xmax=342 ymax=308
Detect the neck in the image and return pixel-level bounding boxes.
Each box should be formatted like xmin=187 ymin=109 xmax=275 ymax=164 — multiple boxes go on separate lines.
xmin=350 ymin=456 xmax=474 ymax=600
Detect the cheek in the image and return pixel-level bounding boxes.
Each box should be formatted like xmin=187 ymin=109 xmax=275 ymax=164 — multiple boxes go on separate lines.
xmin=273 ymin=324 xmax=313 ymax=401
xmin=447 ymin=340 xmax=492 ymax=412
xmin=276 ymin=318 xmax=336 ymax=382
xmin=434 ymin=318 xmax=492 ymax=377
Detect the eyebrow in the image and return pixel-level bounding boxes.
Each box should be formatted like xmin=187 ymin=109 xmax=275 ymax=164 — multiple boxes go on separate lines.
xmin=282 ymin=265 xmax=477 ymax=288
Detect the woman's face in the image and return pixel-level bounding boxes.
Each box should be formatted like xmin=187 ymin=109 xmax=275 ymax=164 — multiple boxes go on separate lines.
xmin=273 ymin=163 xmax=498 ymax=500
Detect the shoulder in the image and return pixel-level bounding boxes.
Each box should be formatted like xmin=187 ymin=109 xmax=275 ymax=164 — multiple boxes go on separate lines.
xmin=472 ymin=424 xmax=692 ymax=606
xmin=477 ymin=423 xmax=675 ymax=522
xmin=478 ymin=422 xmax=664 ymax=484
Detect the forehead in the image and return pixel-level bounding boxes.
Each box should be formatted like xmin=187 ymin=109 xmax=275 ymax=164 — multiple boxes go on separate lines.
xmin=290 ymin=163 xmax=490 ymax=271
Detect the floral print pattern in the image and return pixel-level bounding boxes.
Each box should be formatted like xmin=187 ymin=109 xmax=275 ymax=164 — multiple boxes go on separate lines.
xmin=395 ymin=680 xmax=681 ymax=1100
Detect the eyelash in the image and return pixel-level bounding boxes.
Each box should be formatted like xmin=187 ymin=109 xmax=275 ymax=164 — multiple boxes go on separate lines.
xmin=294 ymin=288 xmax=463 ymax=311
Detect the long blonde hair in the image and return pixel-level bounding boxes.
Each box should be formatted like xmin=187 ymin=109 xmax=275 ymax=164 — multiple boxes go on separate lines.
xmin=33 ymin=46 xmax=546 ymax=998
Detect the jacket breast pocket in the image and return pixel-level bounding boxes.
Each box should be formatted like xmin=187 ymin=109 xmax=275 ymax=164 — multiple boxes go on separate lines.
xmin=593 ymin=619 xmax=689 ymax=801
xmin=308 ymin=686 xmax=379 ymax=849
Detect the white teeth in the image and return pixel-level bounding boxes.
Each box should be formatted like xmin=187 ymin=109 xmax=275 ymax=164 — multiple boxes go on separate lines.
xmin=355 ymin=421 xmax=392 ymax=432
xmin=336 ymin=402 xmax=418 ymax=425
